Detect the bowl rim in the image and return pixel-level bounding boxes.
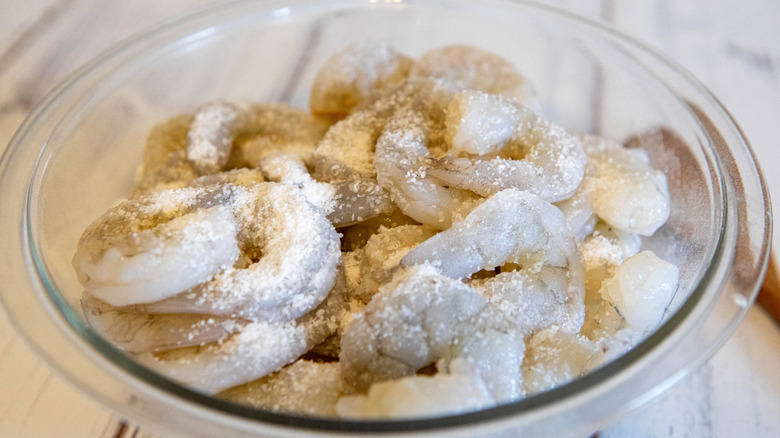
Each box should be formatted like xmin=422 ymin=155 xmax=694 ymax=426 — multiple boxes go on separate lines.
xmin=0 ymin=0 xmax=771 ymax=435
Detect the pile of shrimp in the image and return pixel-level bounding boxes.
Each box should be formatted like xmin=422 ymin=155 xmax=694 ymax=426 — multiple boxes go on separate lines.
xmin=73 ymin=43 xmax=680 ymax=419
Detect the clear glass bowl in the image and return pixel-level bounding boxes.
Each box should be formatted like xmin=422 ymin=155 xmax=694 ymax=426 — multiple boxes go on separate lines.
xmin=0 ymin=0 xmax=770 ymax=437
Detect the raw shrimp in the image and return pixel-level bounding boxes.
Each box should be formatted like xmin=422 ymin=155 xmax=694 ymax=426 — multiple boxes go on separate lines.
xmin=410 ymin=44 xmax=533 ymax=104
xmin=340 ymin=265 xmax=524 ymax=403
xmin=579 ymin=221 xmax=642 ymax=341
xmin=471 ymin=265 xmax=584 ymax=335
xmin=336 ymin=373 xmax=494 ymax=419
xmin=259 ymin=151 xmax=395 ymax=227
xmin=137 ymin=274 xmax=348 ymax=394
xmin=133 ymin=114 xmax=197 ymax=196
xmin=338 ymin=208 xmax=420 ymax=252
xmin=522 ymin=326 xmax=597 ymax=395
xmin=133 ymin=184 xmax=341 ymax=323
xmin=554 ymin=186 xmax=597 ymax=243
xmin=374 ymin=80 xmax=482 ymax=229
xmin=402 ymin=189 xmax=583 ymax=282
xmin=443 ymin=89 xmax=521 ymax=156
xmin=310 ymin=43 xmax=413 ymax=120
xmin=187 ymin=167 xmax=265 ymax=188
xmin=312 ymin=81 xmax=416 ymax=183
xmin=186 ymin=101 xmax=246 ymax=175
xmin=600 ymin=250 xmax=679 ymax=333
xmin=74 ymin=199 xmax=240 ymax=306
xmin=353 ymin=224 xmax=438 ymax=304
xmin=82 ymin=294 xmax=246 ymax=354
xmin=220 ymin=360 xmax=348 ymax=417
xmin=75 ymin=183 xmax=340 ymax=323
xmin=425 ymin=90 xmax=586 ymax=202
xmin=235 ymin=102 xmax=330 ymax=167
xmin=580 ymin=135 xmax=670 ymax=236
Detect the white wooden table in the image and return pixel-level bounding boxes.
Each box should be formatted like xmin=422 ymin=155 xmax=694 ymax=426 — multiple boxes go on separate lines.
xmin=2 ymin=1 xmax=779 ymax=436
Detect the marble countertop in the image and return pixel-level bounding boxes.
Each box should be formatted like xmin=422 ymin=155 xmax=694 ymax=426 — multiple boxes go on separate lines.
xmin=1 ymin=0 xmax=779 ymax=436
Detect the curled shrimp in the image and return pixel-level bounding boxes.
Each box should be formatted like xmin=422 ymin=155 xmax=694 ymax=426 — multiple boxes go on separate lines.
xmin=133 ymin=183 xmax=341 ymax=322
xmin=75 ymin=183 xmax=340 ymax=322
xmin=186 ymin=101 xmax=246 ymax=175
xmin=73 ymin=196 xmax=240 ymax=306
xmin=353 ymin=224 xmax=438 ymax=304
xmin=580 ymin=135 xmax=670 ymax=236
xmin=374 ymin=80 xmax=481 ymax=229
xmin=402 ymin=189 xmax=583 ymax=280
xmin=312 ymin=81 xmax=417 ymax=183
xmin=410 ymin=45 xmax=533 ymax=104
xmin=259 ymin=151 xmax=395 ymax=227
xmin=136 ymin=275 xmax=348 ymax=394
xmin=425 ymin=90 xmax=586 ymax=202
xmin=340 ymin=265 xmax=524 ymax=403
xmin=134 ymin=114 xmax=197 ymax=196
xmin=310 ymin=43 xmax=413 ymax=120
xmin=579 ymin=221 xmax=642 ymax=341
xmin=236 ymin=102 xmax=330 ymax=167
xmin=471 ymin=265 xmax=584 ymax=335
xmin=81 ymin=294 xmax=246 ymax=354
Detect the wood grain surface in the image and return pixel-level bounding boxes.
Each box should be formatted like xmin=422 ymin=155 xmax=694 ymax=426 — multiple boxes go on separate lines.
xmin=1 ymin=1 xmax=779 ymax=437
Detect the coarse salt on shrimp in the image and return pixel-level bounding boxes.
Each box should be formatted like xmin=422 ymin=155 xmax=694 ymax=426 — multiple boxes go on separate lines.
xmin=580 ymin=134 xmax=670 ymax=236
xmin=81 ymin=293 xmax=247 ymax=354
xmin=220 ymin=360 xmax=348 ymax=417
xmin=310 ymin=43 xmax=413 ymax=120
xmin=137 ymin=276 xmax=347 ymax=394
xmin=186 ymin=101 xmax=246 ymax=175
xmin=425 ymin=90 xmax=586 ymax=202
xmin=312 ymin=81 xmax=417 ymax=183
xmin=74 ymin=196 xmax=240 ymax=306
xmin=133 ymin=183 xmax=341 ymax=323
xmin=374 ymin=80 xmax=481 ymax=229
xmin=340 ymin=265 xmax=524 ymax=403
xmin=134 ymin=114 xmax=198 ymax=196
xmin=259 ymin=151 xmax=395 ymax=227
xmin=336 ymin=373 xmax=495 ymax=419
xmin=410 ymin=45 xmax=533 ymax=104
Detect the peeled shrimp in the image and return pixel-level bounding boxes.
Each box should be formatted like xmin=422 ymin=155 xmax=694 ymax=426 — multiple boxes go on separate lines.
xmin=580 ymin=135 xmax=670 ymax=236
xmin=340 ymin=265 xmax=524 ymax=403
xmin=353 ymin=224 xmax=438 ymax=304
xmin=336 ymin=373 xmax=494 ymax=419
xmin=259 ymin=151 xmax=395 ymax=227
xmin=600 ymin=250 xmax=679 ymax=333
xmin=236 ymin=102 xmax=330 ymax=167
xmin=471 ymin=265 xmax=584 ymax=335
xmin=220 ymin=360 xmax=348 ymax=417
xmin=75 ymin=183 xmax=340 ymax=322
xmin=522 ymin=327 xmax=597 ymax=395
xmin=134 ymin=184 xmax=341 ymax=322
xmin=402 ymin=189 xmax=583 ymax=281
xmin=81 ymin=293 xmax=246 ymax=354
xmin=137 ymin=275 xmax=347 ymax=394
xmin=74 ymin=199 xmax=240 ymax=306
xmin=186 ymin=101 xmax=246 ymax=175
xmin=133 ymin=114 xmax=197 ymax=196
xmin=425 ymin=90 xmax=586 ymax=202
xmin=410 ymin=44 xmax=533 ymax=104
xmin=580 ymin=221 xmax=642 ymax=341
xmin=310 ymin=43 xmax=413 ymax=120
xmin=374 ymin=80 xmax=481 ymax=229
xmin=312 ymin=81 xmax=416 ymax=183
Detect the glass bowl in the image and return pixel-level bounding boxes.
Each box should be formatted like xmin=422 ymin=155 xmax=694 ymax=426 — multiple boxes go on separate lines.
xmin=0 ymin=0 xmax=770 ymax=437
